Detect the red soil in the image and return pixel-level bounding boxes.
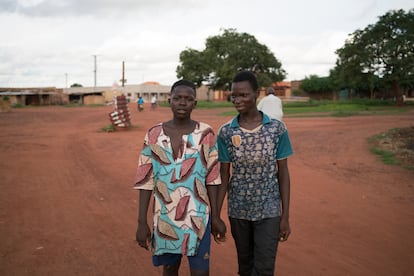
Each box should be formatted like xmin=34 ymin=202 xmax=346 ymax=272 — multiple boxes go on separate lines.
xmin=0 ymin=104 xmax=413 ymax=275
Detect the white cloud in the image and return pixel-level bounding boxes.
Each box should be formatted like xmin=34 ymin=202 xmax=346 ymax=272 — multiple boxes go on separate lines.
xmin=0 ymin=0 xmax=412 ymax=87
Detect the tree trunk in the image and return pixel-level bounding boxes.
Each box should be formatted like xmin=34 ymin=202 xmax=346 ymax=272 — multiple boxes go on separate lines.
xmin=392 ymin=80 xmax=404 ymax=105
xmin=332 ymin=90 xmax=338 ymax=101
xmin=370 ymin=84 xmax=375 ymax=99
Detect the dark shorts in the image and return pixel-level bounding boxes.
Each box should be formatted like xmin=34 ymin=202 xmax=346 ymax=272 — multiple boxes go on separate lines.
xmin=230 ymin=216 xmax=280 ymax=276
xmin=152 ymin=222 xmax=211 ymax=271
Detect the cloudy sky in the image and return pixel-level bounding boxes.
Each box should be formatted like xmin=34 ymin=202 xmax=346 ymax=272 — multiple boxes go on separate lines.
xmin=0 ymin=0 xmax=412 ymax=88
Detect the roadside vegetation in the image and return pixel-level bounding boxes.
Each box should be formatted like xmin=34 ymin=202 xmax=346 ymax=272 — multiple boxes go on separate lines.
xmin=368 ymin=127 xmax=414 ymax=170
xmin=218 ymin=99 xmax=414 ymax=117
xmin=100 ymin=124 xmax=116 ymax=132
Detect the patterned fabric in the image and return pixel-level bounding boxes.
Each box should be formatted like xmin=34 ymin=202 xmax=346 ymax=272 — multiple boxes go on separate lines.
xmin=217 ymin=112 xmax=293 ymax=221
xmin=134 ymin=122 xmax=220 ymax=256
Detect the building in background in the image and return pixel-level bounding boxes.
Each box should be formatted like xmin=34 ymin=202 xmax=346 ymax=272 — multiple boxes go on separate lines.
xmin=0 ymin=87 xmax=68 ymax=106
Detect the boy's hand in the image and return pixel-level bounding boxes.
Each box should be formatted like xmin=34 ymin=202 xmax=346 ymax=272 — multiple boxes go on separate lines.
xmin=211 ymin=217 xmax=227 ymax=243
xmin=136 ymin=223 xmax=151 ymax=250
xmin=279 ymin=216 xmax=291 ymax=242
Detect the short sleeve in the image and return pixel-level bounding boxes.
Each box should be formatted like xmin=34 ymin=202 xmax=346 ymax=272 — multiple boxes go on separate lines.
xmin=133 ymin=132 xmax=155 ymax=190
xmin=276 ymin=130 xmax=293 ymax=160
xmin=217 ymin=130 xmax=230 ymax=162
xmin=204 ymin=129 xmax=221 ymax=186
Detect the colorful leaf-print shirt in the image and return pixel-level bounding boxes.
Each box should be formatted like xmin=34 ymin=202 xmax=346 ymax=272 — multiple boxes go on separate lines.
xmin=217 ymin=112 xmax=293 ymax=221
xmin=134 ymin=122 xmax=220 ymax=256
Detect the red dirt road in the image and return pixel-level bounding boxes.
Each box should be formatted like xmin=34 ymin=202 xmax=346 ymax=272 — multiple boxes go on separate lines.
xmin=1 ymin=104 xmax=413 ymax=276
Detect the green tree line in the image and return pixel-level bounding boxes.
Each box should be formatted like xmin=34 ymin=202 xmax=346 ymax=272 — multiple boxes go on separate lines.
xmin=176 ymin=9 xmax=414 ymax=104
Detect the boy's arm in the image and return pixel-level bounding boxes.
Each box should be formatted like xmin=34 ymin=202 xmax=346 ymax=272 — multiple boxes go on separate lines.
xmin=277 ymin=158 xmax=291 ymax=242
xmin=218 ymin=162 xmax=230 ymax=214
xmin=207 ymin=184 xmax=224 ymax=242
xmin=136 ymin=189 xmax=152 ymax=250
xmin=213 ymin=162 xmax=231 ymax=242
xmin=207 ymin=162 xmax=230 ymax=243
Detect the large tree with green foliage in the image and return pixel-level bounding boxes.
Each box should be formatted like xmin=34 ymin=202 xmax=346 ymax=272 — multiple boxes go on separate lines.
xmin=176 ymin=29 xmax=286 ymax=90
xmin=333 ymin=9 xmax=414 ymax=104
xmin=300 ymin=75 xmax=335 ymax=99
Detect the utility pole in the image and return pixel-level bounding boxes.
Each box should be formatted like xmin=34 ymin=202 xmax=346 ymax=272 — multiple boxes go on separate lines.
xmin=65 ymin=73 xmax=68 ymax=88
xmin=92 ymin=55 xmax=98 ymax=90
xmin=120 ymin=61 xmax=127 ymax=87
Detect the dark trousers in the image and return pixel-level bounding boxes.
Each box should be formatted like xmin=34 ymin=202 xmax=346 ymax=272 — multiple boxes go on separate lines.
xmin=230 ymin=217 xmax=280 ymax=276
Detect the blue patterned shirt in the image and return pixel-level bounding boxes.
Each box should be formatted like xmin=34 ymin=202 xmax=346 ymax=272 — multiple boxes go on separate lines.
xmin=217 ymin=112 xmax=293 ymax=221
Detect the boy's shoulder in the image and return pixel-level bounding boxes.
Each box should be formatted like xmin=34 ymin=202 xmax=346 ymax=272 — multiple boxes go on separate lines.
xmin=218 ymin=117 xmax=237 ymax=135
xmin=194 ymin=121 xmax=216 ymax=140
xmin=146 ymin=123 xmax=163 ymax=144
xmin=197 ymin=121 xmax=213 ymax=131
xmin=266 ymin=118 xmax=287 ymax=132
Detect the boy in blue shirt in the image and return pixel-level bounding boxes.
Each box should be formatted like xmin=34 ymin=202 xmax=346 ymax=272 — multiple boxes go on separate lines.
xmin=215 ymin=71 xmax=293 ymax=276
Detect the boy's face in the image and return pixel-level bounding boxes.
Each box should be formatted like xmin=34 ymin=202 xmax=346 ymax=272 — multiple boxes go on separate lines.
xmin=169 ymin=85 xmax=197 ymax=119
xmin=230 ymin=80 xmax=258 ymax=113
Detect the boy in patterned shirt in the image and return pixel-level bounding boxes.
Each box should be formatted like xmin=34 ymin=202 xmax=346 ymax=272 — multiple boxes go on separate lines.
xmin=215 ymin=71 xmax=293 ymax=276
xmin=134 ymin=80 xmax=222 ymax=276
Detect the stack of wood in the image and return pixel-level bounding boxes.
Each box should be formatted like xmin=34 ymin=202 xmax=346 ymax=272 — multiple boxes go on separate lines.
xmin=109 ymin=95 xmax=130 ymax=129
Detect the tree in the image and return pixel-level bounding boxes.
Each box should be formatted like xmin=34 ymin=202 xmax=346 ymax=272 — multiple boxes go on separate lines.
xmin=300 ymin=75 xmax=335 ymax=100
xmin=333 ymin=9 xmax=414 ymax=104
xmin=176 ymin=29 xmax=286 ymax=90
xmin=176 ymin=49 xmax=209 ymax=87
xmin=70 ymin=83 xmax=83 ymax=87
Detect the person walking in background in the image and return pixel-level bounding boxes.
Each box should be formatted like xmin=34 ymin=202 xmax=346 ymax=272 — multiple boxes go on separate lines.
xmin=134 ymin=80 xmax=222 ymax=276
xmin=137 ymin=96 xmax=144 ymax=112
xmin=257 ymin=87 xmax=284 ymax=121
xmin=215 ymin=71 xmax=293 ymax=276
xmin=151 ymin=94 xmax=157 ymax=110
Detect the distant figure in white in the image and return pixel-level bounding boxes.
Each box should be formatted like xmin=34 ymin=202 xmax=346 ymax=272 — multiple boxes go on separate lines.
xmin=257 ymin=87 xmax=283 ymax=121
xmin=151 ymin=95 xmax=157 ymax=110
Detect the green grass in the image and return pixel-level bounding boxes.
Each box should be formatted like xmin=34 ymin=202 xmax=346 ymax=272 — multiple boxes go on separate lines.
xmin=11 ymin=103 xmax=25 ymax=108
xmin=369 ymin=147 xmax=400 ymax=165
xmin=368 ymin=128 xmax=414 ymax=170
xmin=218 ymin=99 xmax=414 ymax=117
xmin=100 ymin=124 xmax=116 ymax=132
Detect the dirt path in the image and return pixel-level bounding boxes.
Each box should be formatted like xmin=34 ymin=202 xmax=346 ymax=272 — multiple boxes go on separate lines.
xmin=0 ymin=104 xmax=413 ymax=275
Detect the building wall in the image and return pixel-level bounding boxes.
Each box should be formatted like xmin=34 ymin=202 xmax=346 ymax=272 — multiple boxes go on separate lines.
xmin=0 ymin=98 xmax=11 ymax=112
xmin=0 ymin=87 xmax=67 ymax=106
xmin=84 ymin=95 xmax=105 ymax=105
xmin=103 ymin=90 xmax=123 ymax=102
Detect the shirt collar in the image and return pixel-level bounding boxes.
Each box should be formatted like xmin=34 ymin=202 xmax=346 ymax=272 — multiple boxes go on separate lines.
xmin=230 ymin=111 xmax=271 ymax=128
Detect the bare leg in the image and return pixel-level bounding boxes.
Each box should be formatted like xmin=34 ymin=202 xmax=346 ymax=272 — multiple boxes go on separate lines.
xmin=163 ymin=264 xmax=180 ymax=276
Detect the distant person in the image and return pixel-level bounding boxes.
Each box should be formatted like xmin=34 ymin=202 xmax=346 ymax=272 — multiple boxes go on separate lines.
xmin=137 ymin=96 xmax=144 ymax=112
xmin=257 ymin=87 xmax=283 ymax=121
xmin=151 ymin=95 xmax=157 ymax=110
xmin=216 ymin=71 xmax=293 ymax=275
xmin=134 ymin=80 xmax=222 ymax=276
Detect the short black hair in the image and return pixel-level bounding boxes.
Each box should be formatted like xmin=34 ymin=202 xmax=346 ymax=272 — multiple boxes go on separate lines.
xmin=232 ymin=71 xmax=259 ymax=91
xmin=266 ymin=87 xmax=275 ymax=95
xmin=171 ymin=79 xmax=196 ymax=96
